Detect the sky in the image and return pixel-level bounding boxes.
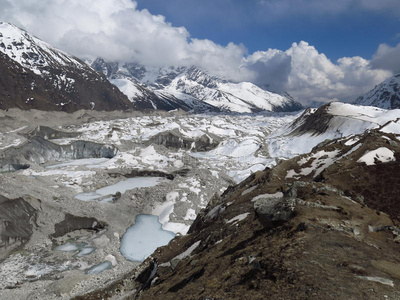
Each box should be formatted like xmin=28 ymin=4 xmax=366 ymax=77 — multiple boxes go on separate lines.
xmin=0 ymin=0 xmax=399 ymax=106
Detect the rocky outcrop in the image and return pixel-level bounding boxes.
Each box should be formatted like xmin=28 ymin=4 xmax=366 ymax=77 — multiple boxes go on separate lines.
xmin=52 ymin=214 xmax=106 ymax=238
xmin=147 ymin=130 xmax=221 ymax=151
xmin=0 ymin=136 xmax=118 ymax=171
xmin=253 ymin=192 xmax=296 ymax=228
xmin=290 ymin=103 xmax=333 ymax=135
xmin=0 ymin=196 xmax=37 ymax=256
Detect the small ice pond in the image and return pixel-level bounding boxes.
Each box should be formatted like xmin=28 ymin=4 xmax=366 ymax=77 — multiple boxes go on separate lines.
xmin=120 ymin=215 xmax=176 ymax=262
xmin=86 ymin=261 xmax=112 ymax=275
xmin=75 ymin=177 xmax=167 ymax=202
xmin=54 ymin=242 xmax=96 ymax=257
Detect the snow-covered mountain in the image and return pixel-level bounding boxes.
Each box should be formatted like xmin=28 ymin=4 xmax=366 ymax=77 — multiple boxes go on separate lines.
xmin=90 ymin=59 xmax=303 ymax=113
xmin=268 ymin=102 xmax=400 ymax=158
xmin=0 ymin=22 xmax=132 ymax=111
xmin=355 ymin=73 xmax=400 ymax=109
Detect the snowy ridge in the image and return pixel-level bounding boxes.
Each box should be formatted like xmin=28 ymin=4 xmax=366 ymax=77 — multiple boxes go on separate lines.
xmin=90 ymin=59 xmax=303 ymax=113
xmin=165 ymin=68 xmax=301 ymax=113
xmin=355 ymin=74 xmax=400 ymax=109
xmin=0 ymin=22 xmax=84 ymax=75
xmin=268 ymin=102 xmax=400 ymax=158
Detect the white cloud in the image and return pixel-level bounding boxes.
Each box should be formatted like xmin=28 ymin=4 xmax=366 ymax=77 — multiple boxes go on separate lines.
xmin=370 ymin=43 xmax=400 ymax=74
xmin=243 ymin=42 xmax=391 ymax=105
xmin=0 ymin=0 xmax=393 ymax=105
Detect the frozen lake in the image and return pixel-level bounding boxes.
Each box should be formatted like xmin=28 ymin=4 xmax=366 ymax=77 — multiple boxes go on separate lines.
xmin=120 ymin=214 xmax=176 ymax=262
xmin=75 ymin=177 xmax=167 ymax=201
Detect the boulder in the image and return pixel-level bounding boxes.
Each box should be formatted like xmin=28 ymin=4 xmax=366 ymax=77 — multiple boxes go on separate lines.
xmin=253 ymin=194 xmax=296 ymax=228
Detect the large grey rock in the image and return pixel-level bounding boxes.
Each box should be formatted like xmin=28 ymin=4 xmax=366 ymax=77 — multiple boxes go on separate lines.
xmin=253 ymin=194 xmax=296 ymax=228
xmin=0 ymin=195 xmax=37 ymax=255
xmin=52 ymin=214 xmax=106 ymax=238
xmin=147 ymin=129 xmax=220 ymax=152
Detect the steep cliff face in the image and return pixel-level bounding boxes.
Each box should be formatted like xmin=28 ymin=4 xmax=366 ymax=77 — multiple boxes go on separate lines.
xmin=76 ymin=130 xmax=400 ymax=300
xmin=0 ymin=196 xmax=37 ymax=258
xmin=0 ymin=136 xmax=118 ymax=171
xmin=0 ymin=23 xmax=133 ymax=112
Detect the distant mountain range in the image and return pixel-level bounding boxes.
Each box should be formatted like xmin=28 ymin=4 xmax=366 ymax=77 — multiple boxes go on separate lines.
xmin=90 ymin=58 xmax=304 ymax=113
xmin=0 ymin=22 xmax=304 ymax=113
xmin=7 ymin=21 xmax=400 ymax=114
xmin=355 ymin=73 xmax=400 ymax=109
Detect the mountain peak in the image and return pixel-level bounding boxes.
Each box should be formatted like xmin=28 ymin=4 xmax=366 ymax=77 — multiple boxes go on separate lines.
xmin=355 ymin=73 xmax=400 ymax=109
xmin=0 ymin=23 xmax=132 ymax=112
xmin=0 ymin=22 xmax=84 ymax=75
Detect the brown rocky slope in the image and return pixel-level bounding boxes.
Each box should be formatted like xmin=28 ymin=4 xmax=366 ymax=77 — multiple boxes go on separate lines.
xmin=76 ymin=129 xmax=400 ymax=300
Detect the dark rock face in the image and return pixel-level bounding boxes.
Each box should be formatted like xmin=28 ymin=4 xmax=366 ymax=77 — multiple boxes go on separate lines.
xmin=253 ymin=194 xmax=296 ymax=228
xmin=109 ymin=169 xmax=175 ymax=181
xmin=0 ymin=136 xmax=118 ymax=171
xmin=147 ymin=130 xmax=220 ymax=151
xmin=0 ymin=196 xmax=37 ymax=255
xmin=53 ymin=214 xmax=106 ymax=238
xmin=291 ymin=103 xmax=333 ymax=135
xmin=0 ymin=52 xmax=133 ymax=112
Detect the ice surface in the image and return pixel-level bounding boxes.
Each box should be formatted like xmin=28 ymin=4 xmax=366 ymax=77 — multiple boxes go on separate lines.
xmin=54 ymin=243 xmax=80 ymax=252
xmin=77 ymin=247 xmax=96 ymax=257
xmin=120 ymin=215 xmax=176 ymax=262
xmin=226 ymin=213 xmax=250 ymax=224
xmin=172 ymin=240 xmax=201 ymax=260
xmin=86 ymin=261 xmax=112 ymax=275
xmin=75 ymin=177 xmax=166 ymax=201
xmin=357 ymin=276 xmax=394 ymax=287
xmin=241 ymin=185 xmax=258 ymax=196
xmin=251 ymin=192 xmax=283 ymax=202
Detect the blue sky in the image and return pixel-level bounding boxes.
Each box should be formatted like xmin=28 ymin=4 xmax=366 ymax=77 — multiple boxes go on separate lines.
xmin=135 ymin=0 xmax=400 ymax=61
xmin=1 ymin=0 xmax=399 ymax=105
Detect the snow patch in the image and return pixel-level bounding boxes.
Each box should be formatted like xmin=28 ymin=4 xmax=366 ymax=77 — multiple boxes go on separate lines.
xmin=357 ymin=147 xmax=395 ymax=166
